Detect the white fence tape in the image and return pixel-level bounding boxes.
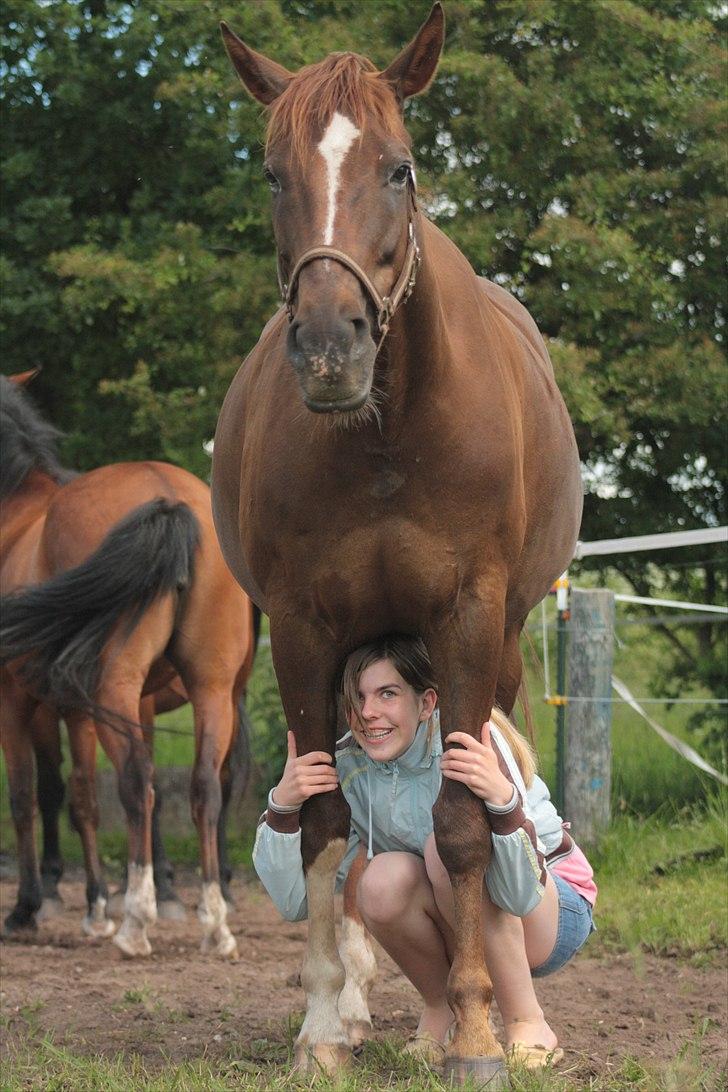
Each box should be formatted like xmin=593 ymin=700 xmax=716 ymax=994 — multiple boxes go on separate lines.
xmin=613 ymin=593 xmax=728 ymax=614
xmin=575 ymin=526 xmax=727 ymax=559
xmin=611 ymin=675 xmax=728 ymax=786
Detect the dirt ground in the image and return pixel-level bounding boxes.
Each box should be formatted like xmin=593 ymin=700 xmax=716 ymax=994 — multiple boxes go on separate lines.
xmin=1 ymin=870 xmax=726 ymax=1084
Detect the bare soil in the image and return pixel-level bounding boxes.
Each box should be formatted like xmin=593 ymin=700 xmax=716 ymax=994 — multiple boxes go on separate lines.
xmin=1 ymin=872 xmax=726 ymax=1083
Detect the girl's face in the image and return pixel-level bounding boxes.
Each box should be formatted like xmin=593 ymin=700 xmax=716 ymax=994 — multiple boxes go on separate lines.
xmin=348 ymin=657 xmax=437 ymax=762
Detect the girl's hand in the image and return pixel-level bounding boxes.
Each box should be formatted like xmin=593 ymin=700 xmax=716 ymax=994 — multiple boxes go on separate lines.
xmin=272 ymin=731 xmax=339 ymax=809
xmin=441 ymin=722 xmax=515 ymax=807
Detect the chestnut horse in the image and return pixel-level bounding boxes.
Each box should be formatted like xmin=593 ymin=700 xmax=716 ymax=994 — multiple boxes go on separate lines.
xmin=212 ymin=3 xmax=582 ymax=1082
xmin=27 ymin=680 xmax=254 ymax=924
xmin=0 ymin=374 xmax=255 ymax=958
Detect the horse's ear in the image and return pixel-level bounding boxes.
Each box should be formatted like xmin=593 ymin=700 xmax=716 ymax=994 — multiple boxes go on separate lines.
xmin=220 ymin=22 xmax=293 ymax=105
xmin=7 ymin=367 xmax=42 ymax=387
xmin=379 ymin=2 xmax=445 ymax=102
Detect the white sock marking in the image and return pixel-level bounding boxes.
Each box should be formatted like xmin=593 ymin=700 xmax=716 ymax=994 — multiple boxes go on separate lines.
xmin=318 ymin=112 xmax=360 ymax=245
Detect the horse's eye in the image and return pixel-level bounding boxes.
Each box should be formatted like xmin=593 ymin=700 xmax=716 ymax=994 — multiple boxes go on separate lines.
xmin=389 ymin=163 xmax=412 ymax=187
xmin=264 ymin=167 xmax=281 ymax=193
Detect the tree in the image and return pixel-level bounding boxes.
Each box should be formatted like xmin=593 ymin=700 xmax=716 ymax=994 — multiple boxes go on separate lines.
xmin=2 ymin=0 xmax=725 ymax=715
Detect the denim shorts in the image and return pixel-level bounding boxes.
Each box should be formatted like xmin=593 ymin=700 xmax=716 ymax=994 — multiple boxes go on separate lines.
xmin=531 ymin=873 xmax=596 ymax=978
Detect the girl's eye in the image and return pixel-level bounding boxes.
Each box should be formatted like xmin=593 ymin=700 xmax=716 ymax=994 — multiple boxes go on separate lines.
xmin=382 ymin=689 xmax=395 ymax=698
xmin=263 ymin=167 xmax=281 ymax=193
xmin=389 ymin=163 xmax=411 ymax=187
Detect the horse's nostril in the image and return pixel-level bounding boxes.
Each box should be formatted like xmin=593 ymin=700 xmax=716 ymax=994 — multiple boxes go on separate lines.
xmin=351 ymin=317 xmax=369 ymax=340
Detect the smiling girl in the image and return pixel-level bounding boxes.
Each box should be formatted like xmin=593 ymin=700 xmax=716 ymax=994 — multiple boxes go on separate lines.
xmin=253 ymin=634 xmax=596 ymax=1068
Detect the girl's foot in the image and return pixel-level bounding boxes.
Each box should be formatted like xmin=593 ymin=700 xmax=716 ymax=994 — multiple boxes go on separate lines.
xmin=414 ymin=1003 xmax=454 ymax=1044
xmin=505 ymin=1017 xmax=559 ymax=1053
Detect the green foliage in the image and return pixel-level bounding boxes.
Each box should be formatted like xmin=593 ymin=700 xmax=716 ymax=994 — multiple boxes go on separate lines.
xmin=1 ymin=0 xmax=724 ymax=709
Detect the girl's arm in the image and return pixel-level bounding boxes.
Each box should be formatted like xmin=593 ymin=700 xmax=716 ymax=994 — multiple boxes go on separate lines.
xmin=441 ymin=722 xmax=547 ymax=917
xmin=253 ymin=815 xmax=361 ymax=921
xmin=252 ymin=731 xmax=356 ymax=921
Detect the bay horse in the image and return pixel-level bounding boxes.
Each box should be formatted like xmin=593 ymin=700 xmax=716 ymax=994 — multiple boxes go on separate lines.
xmin=212 ymin=3 xmax=582 ymax=1082
xmin=27 ymin=680 xmax=254 ymax=923
xmin=0 ymin=373 xmax=255 ymax=959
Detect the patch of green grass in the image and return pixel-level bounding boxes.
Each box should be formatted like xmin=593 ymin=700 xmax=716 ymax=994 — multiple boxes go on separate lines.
xmin=590 ymin=793 xmax=728 ymax=961
xmin=1 ymin=1022 xmax=724 ymax=1091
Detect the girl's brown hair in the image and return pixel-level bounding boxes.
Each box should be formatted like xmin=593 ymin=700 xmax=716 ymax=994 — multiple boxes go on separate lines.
xmin=340 ymin=634 xmax=536 ymax=785
xmin=340 ymin=633 xmax=437 ymax=739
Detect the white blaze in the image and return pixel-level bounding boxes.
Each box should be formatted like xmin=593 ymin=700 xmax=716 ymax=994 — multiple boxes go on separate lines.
xmin=317 ymin=112 xmax=360 ymax=245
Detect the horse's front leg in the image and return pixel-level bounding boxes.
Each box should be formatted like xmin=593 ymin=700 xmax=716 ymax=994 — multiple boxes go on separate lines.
xmin=427 ymin=596 xmax=510 ymax=1089
xmin=271 ymin=622 xmax=351 ymax=1074
xmin=338 ymin=847 xmax=377 ymax=1048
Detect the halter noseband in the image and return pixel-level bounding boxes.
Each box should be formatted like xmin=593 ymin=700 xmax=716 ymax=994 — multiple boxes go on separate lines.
xmin=277 ymin=178 xmax=420 ymax=347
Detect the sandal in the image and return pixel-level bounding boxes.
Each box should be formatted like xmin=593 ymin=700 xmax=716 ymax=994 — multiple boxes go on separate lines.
xmin=403 ymin=1031 xmax=447 ymax=1066
xmin=507 ymin=1042 xmax=564 ymax=1069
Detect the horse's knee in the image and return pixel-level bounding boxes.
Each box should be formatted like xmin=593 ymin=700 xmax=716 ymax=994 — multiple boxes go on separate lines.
xmin=433 ymin=782 xmax=490 ymax=877
xmin=357 ymin=854 xmax=421 ymax=926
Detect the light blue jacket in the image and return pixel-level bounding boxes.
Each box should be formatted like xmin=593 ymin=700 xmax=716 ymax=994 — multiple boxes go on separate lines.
xmin=253 ymin=720 xmax=568 ymax=922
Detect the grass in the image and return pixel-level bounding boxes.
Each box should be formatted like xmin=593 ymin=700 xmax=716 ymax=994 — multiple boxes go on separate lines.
xmin=1 ymin=1021 xmax=724 ymax=1091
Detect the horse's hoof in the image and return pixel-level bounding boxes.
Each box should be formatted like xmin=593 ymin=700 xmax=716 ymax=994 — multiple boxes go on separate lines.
xmin=113 ymin=929 xmax=152 ymax=958
xmin=106 ymin=891 xmax=126 ymax=917
xmin=293 ymin=1041 xmax=351 ymax=1074
xmin=82 ymin=915 xmax=116 ymax=938
xmin=443 ymin=1056 xmax=510 ymax=1088
xmin=157 ymin=898 xmax=187 ymax=922
xmin=3 ymin=909 xmax=37 ymax=935
xmin=200 ymin=932 xmax=239 ymax=961
xmin=37 ymin=897 xmax=64 ymax=922
xmin=344 ymin=1019 xmax=372 ymax=1050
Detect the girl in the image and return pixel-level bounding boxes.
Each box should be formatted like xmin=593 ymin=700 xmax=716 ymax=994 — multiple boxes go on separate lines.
xmin=253 ymin=634 xmax=596 ymax=1068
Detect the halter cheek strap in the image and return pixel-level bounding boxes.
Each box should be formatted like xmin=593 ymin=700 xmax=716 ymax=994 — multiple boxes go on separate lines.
xmin=277 ymin=179 xmax=421 ymax=347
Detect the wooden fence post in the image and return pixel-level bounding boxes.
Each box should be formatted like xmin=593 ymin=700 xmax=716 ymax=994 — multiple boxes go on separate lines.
xmin=564 ymin=588 xmax=615 ymax=844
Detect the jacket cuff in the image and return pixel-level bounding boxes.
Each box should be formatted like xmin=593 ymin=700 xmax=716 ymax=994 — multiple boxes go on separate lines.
xmin=487 ymin=798 xmax=528 ymax=835
xmin=264 ymin=809 xmax=301 ymax=834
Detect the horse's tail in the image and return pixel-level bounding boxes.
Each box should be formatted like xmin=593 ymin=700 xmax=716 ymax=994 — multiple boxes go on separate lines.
xmin=0 ymin=498 xmax=200 ymax=711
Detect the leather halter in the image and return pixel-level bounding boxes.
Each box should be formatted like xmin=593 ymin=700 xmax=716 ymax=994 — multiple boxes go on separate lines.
xmin=277 ymin=178 xmax=421 ymax=347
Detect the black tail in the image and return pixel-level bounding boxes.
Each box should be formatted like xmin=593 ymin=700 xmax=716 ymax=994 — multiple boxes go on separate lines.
xmin=0 ymin=499 xmax=200 ymax=710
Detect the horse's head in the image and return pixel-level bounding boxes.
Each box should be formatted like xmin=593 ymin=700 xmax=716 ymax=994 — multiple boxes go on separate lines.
xmin=222 ymin=4 xmax=444 ymax=413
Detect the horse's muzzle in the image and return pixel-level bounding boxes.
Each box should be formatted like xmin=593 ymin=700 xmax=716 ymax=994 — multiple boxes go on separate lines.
xmin=287 ymin=315 xmax=376 ymax=413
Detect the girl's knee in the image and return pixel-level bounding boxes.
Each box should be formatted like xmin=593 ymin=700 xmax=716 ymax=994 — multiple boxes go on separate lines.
xmin=356 ymin=852 xmax=424 ymax=926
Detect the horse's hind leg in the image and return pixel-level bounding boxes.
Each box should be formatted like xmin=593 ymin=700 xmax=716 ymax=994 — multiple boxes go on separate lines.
xmin=64 ymin=711 xmax=116 ymax=938
xmin=138 ymin=696 xmax=186 ymax=922
xmin=338 ymin=847 xmax=377 ymax=1049
xmin=1 ymin=677 xmax=43 ymax=933
xmin=94 ymin=697 xmax=157 ymax=957
xmin=216 ymin=744 xmax=234 ymax=908
xmin=31 ymin=705 xmax=66 ymax=917
xmin=187 ymin=685 xmax=238 ymax=959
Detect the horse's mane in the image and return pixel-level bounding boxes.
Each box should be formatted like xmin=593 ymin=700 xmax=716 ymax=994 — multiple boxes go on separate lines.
xmin=266 ymin=52 xmax=405 ymax=162
xmin=0 ymin=377 xmax=74 ymax=499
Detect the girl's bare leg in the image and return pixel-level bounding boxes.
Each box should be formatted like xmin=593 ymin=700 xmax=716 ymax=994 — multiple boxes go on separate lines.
xmin=356 ymin=851 xmax=454 ymax=1042
xmin=424 ymin=834 xmax=559 ymax=1050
